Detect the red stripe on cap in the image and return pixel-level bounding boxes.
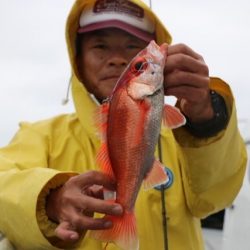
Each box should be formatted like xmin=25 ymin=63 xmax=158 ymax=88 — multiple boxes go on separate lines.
xmin=78 ymin=20 xmax=155 ymax=42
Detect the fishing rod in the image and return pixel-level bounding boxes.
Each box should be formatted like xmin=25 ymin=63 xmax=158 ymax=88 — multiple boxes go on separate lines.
xmin=158 ymin=138 xmax=169 ymax=250
xmin=150 ymin=0 xmax=168 ymax=248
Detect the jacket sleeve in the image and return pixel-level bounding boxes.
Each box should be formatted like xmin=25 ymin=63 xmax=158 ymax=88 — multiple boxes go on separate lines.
xmin=0 ymin=122 xmax=74 ymax=249
xmin=173 ymin=77 xmax=248 ymax=218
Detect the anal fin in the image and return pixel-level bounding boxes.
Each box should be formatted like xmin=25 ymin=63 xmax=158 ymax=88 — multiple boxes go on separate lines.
xmin=96 ymin=143 xmax=115 ymax=180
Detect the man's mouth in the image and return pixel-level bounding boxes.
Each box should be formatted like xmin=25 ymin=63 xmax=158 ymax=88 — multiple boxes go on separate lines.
xmin=101 ymin=75 xmax=121 ymax=81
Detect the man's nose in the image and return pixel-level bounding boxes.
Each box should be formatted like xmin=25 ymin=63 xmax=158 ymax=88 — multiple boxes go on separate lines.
xmin=107 ymin=50 xmax=128 ymax=67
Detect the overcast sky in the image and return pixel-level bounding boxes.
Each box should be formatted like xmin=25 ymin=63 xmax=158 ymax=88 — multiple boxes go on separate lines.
xmin=0 ymin=0 xmax=250 ymax=147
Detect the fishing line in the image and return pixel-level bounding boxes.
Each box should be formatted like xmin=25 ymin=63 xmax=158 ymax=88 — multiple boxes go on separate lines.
xmin=61 ymin=75 xmax=72 ymax=105
xmin=149 ymin=0 xmax=152 ymax=9
xmin=103 ymin=242 xmax=109 ymax=250
xmin=158 ymin=136 xmax=169 ymax=250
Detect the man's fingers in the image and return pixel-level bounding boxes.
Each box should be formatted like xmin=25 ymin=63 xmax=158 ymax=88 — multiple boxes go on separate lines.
xmin=77 ymin=195 xmax=123 ymax=216
xmin=72 ymin=214 xmax=113 ymax=230
xmin=56 ymin=215 xmax=114 ymax=237
xmin=73 ymin=171 xmax=116 ymax=190
xmin=165 ymin=85 xmax=207 ymax=103
xmin=55 ymin=221 xmax=80 ymax=242
xmin=165 ymin=53 xmax=208 ymax=75
xmin=165 ymin=44 xmax=209 ymax=78
xmin=164 ymin=70 xmax=209 ymax=90
xmin=167 ymin=43 xmax=202 ymax=60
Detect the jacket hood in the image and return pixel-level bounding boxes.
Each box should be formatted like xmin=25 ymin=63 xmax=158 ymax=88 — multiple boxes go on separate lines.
xmin=65 ymin=0 xmax=172 ymax=136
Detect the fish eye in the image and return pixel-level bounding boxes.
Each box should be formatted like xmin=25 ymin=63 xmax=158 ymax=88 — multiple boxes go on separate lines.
xmin=134 ymin=61 xmax=144 ymax=71
xmin=131 ymin=57 xmax=148 ymax=74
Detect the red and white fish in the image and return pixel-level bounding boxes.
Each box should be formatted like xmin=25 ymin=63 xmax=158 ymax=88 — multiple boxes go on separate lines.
xmin=91 ymin=40 xmax=186 ymax=250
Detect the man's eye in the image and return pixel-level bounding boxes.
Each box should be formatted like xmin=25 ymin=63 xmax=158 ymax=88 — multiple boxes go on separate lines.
xmin=93 ymin=44 xmax=107 ymax=49
xmin=127 ymin=44 xmax=142 ymax=49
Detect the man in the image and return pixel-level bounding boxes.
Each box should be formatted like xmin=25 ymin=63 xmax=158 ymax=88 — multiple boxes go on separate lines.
xmin=0 ymin=0 xmax=247 ymax=249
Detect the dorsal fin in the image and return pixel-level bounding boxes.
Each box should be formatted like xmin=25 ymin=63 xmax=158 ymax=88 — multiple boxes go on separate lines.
xmin=95 ymin=102 xmax=115 ymax=179
xmin=94 ymin=102 xmax=110 ymax=141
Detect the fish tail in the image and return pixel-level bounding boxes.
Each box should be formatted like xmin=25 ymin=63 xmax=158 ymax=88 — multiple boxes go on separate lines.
xmin=90 ymin=212 xmax=138 ymax=250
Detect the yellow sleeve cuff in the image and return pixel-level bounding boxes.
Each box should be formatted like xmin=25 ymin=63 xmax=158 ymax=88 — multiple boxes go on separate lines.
xmin=36 ymin=172 xmax=78 ymax=248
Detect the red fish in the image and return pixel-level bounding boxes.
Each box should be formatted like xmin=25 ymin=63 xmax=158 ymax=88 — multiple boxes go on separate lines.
xmin=91 ymin=40 xmax=186 ymax=250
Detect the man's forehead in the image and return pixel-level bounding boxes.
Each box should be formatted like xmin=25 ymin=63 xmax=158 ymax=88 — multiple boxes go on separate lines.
xmin=82 ymin=28 xmax=144 ymax=41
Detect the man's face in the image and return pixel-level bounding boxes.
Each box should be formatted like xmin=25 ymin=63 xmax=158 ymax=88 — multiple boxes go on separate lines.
xmin=77 ymin=28 xmax=148 ymax=102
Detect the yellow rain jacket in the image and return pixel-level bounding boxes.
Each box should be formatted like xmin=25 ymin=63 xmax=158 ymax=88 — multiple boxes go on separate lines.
xmin=0 ymin=0 xmax=247 ymax=249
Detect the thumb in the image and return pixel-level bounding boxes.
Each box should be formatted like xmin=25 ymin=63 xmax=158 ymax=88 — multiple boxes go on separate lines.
xmin=180 ymin=98 xmax=188 ymax=113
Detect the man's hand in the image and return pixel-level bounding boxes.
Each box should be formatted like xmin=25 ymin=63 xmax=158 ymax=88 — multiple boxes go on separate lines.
xmin=46 ymin=171 xmax=123 ymax=243
xmin=164 ymin=43 xmax=214 ymax=123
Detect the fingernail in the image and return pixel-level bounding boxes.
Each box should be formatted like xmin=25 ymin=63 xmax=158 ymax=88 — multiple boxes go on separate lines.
xmin=112 ymin=205 xmax=123 ymax=215
xmin=70 ymin=233 xmax=79 ymax=240
xmin=104 ymin=221 xmax=113 ymax=228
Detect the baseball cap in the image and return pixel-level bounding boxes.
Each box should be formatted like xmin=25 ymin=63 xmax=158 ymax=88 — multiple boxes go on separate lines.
xmin=78 ymin=0 xmax=156 ymax=42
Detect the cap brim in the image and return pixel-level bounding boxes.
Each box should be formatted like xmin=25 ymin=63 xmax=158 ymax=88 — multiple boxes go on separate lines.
xmin=78 ymin=20 xmax=155 ymax=42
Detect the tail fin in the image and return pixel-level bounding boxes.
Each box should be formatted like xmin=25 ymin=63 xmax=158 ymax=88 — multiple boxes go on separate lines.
xmin=90 ymin=212 xmax=138 ymax=250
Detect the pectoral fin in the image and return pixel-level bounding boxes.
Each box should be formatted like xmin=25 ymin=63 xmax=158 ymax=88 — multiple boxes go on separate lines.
xmin=143 ymin=160 xmax=169 ymax=190
xmin=162 ymin=104 xmax=186 ymax=129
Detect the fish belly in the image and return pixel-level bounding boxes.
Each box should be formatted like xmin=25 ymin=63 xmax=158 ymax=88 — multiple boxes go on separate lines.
xmin=107 ymin=89 xmax=164 ymax=211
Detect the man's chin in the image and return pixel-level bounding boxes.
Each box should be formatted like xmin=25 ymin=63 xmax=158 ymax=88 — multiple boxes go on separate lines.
xmin=93 ymin=90 xmax=113 ymax=103
xmin=101 ymin=78 xmax=119 ymax=89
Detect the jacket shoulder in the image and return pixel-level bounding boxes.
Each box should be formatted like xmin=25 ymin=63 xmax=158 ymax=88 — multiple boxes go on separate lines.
xmin=18 ymin=113 xmax=79 ymax=137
